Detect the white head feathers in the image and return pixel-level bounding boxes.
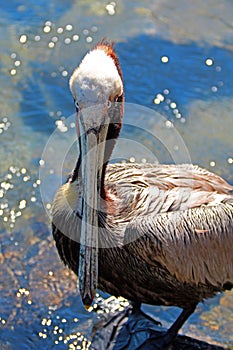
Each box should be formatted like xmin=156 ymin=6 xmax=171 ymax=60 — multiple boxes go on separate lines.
xmin=69 ymin=48 xmax=123 ymax=108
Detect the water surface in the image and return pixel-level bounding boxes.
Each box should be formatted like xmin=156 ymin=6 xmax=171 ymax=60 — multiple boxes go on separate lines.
xmin=0 ymin=1 xmax=233 ymax=349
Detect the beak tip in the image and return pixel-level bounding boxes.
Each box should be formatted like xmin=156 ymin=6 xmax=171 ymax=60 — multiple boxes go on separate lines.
xmin=84 ymin=304 xmax=93 ymax=312
xmin=82 ymin=294 xmax=94 ymax=309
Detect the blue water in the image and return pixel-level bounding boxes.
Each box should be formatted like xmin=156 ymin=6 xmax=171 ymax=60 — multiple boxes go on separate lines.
xmin=0 ymin=1 xmax=233 ymax=349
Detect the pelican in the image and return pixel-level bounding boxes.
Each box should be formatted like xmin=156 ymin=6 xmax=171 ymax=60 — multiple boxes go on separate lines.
xmin=52 ymin=40 xmax=233 ymax=348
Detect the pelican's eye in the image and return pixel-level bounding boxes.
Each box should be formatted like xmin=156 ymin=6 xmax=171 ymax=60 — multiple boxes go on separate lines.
xmin=74 ymin=100 xmax=80 ymax=112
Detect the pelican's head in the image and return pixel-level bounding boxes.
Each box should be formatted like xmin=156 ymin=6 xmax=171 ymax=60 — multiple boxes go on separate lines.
xmin=70 ymin=45 xmax=123 ymax=104
xmin=69 ymin=42 xmax=124 ymax=307
xmin=70 ymin=43 xmax=123 ymax=128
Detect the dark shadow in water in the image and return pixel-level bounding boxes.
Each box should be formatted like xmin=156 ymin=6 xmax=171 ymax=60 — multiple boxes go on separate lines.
xmin=91 ymin=305 xmax=226 ymax=350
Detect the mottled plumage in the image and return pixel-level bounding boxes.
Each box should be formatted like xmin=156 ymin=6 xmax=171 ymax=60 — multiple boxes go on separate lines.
xmin=52 ymin=41 xmax=233 ymax=347
xmin=53 ymin=162 xmax=233 ymax=307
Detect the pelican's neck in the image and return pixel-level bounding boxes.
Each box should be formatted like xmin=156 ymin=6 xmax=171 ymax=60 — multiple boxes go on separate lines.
xmin=71 ymin=120 xmax=122 ymax=201
xmin=101 ymin=121 xmax=122 ymax=199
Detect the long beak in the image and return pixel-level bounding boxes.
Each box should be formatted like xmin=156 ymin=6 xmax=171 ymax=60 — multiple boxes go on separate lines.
xmin=78 ymin=110 xmax=109 ymax=307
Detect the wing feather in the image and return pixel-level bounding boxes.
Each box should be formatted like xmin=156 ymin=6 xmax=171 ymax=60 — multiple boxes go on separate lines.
xmin=123 ymin=200 xmax=233 ymax=288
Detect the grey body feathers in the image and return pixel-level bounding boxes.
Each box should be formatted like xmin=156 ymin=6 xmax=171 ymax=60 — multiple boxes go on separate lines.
xmin=52 ymin=163 xmax=233 ymax=308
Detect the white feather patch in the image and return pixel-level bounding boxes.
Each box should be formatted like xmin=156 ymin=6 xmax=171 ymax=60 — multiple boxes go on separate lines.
xmin=70 ymin=49 xmax=123 ymax=107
